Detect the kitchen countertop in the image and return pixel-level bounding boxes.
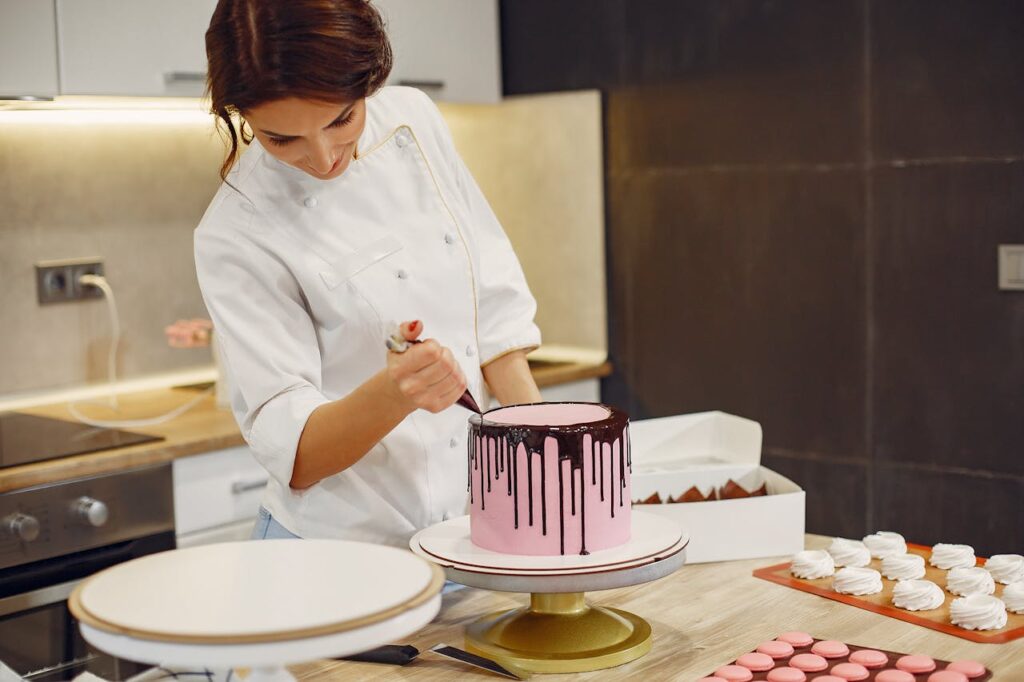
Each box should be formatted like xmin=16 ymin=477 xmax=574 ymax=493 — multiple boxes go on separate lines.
xmin=0 ymin=360 xmax=611 ymax=493
xmin=294 ymin=534 xmax=1024 ymax=680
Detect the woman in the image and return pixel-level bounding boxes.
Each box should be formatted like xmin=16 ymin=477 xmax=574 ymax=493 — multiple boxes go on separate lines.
xmin=196 ymin=0 xmax=542 ymax=544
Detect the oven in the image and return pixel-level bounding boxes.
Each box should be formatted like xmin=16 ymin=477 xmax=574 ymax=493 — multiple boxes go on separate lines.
xmin=0 ymin=464 xmax=175 ymax=680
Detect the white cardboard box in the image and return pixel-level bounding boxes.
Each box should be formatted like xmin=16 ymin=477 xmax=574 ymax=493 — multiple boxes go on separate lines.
xmin=630 ymin=411 xmax=805 ymax=564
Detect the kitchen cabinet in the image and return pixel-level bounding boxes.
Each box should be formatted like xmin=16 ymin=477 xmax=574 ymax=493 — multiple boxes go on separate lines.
xmin=0 ymin=0 xmax=59 ymax=99
xmin=4 ymin=0 xmax=500 ymax=101
xmin=172 ymin=445 xmax=267 ymax=548
xmin=57 ymin=0 xmax=217 ymax=96
xmin=375 ymin=0 xmax=501 ymax=103
xmin=540 ymin=378 xmax=600 ymax=403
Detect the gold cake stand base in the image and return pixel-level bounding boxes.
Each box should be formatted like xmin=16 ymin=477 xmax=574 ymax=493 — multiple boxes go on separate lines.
xmin=464 ymin=592 xmax=652 ymax=674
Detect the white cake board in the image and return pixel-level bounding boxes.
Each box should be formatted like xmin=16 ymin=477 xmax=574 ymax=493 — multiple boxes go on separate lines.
xmin=79 ymin=596 xmax=441 ymax=680
xmin=72 ymin=540 xmax=445 ymax=681
xmin=410 ymin=510 xmax=688 ymax=593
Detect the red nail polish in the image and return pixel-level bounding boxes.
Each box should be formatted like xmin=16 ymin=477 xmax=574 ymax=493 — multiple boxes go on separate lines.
xmin=409 ymin=320 xmax=420 ymax=331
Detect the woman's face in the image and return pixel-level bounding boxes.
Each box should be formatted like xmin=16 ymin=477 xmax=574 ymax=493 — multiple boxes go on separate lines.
xmin=244 ymin=97 xmax=366 ymax=180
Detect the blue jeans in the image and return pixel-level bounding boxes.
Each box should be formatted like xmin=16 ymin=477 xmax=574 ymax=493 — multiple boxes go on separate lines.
xmin=250 ymin=506 xmax=302 ymax=539
xmin=249 ymin=507 xmax=464 ymax=594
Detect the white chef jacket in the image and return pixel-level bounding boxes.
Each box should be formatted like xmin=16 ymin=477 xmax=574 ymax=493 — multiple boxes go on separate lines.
xmin=194 ymin=86 xmax=541 ymax=546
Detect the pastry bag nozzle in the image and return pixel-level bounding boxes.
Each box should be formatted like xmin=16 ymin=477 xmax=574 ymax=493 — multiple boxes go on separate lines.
xmin=385 ymin=322 xmax=483 ymax=414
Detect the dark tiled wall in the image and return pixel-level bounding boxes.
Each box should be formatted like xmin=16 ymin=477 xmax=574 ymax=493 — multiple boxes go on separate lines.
xmin=502 ymin=0 xmax=1024 ymax=554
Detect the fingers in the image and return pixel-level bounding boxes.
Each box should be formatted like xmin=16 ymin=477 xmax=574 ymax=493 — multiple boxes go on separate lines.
xmin=400 ymin=319 xmax=422 ymax=343
xmin=164 ymin=319 xmax=213 ymax=348
xmin=398 ymin=338 xmax=443 ymax=373
xmin=430 ymin=374 xmax=470 ymax=413
xmin=387 ymin=340 xmax=467 ymax=413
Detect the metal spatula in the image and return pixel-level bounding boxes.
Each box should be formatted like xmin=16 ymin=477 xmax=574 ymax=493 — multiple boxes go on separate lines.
xmin=339 ymin=642 xmax=529 ymax=679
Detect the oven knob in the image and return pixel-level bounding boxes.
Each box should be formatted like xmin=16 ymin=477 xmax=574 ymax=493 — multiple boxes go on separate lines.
xmin=73 ymin=497 xmax=109 ymax=527
xmin=5 ymin=513 xmax=40 ymax=542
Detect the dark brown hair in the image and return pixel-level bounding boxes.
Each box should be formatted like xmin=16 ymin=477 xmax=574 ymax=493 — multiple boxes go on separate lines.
xmin=205 ymin=0 xmax=392 ymax=182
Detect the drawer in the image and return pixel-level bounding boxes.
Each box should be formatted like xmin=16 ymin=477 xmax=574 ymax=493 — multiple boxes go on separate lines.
xmin=172 ymin=446 xmax=268 ymax=536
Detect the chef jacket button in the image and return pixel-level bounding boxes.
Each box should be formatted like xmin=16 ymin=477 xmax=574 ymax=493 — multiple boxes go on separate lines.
xmin=303 ymin=196 xmax=318 ymax=208
xmin=466 ymin=346 xmax=475 ymax=357
xmin=395 ymin=130 xmax=411 ymax=148
xmin=396 ymin=269 xmax=409 ymax=280
xmin=449 ymin=437 xmax=458 ymax=448
xmin=444 ymin=233 xmax=455 ymax=245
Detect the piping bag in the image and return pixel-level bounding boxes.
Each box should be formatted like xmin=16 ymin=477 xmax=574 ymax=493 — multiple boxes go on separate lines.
xmin=385 ymin=322 xmax=482 ymax=414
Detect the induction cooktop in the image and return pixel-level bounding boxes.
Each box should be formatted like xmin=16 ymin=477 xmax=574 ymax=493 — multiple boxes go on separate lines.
xmin=0 ymin=412 xmax=163 ymax=469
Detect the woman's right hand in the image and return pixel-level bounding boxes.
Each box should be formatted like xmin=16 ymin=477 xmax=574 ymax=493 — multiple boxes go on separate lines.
xmin=386 ymin=320 xmax=468 ymax=414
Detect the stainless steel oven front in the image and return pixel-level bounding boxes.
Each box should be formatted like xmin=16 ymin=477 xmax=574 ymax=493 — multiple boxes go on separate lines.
xmin=0 ymin=464 xmax=175 ymax=681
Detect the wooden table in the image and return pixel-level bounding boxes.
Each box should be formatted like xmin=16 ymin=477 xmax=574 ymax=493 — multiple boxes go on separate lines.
xmin=293 ymin=535 xmax=1024 ymax=680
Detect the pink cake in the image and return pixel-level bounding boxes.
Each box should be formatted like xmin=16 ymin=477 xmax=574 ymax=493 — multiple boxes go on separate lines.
xmin=468 ymin=402 xmax=631 ymax=556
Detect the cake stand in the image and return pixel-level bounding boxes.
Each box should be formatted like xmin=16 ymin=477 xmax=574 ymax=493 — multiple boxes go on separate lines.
xmin=69 ymin=540 xmax=445 ymax=682
xmin=409 ymin=510 xmax=687 ymax=674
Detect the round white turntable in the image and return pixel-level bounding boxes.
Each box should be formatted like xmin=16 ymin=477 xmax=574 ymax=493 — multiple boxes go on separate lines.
xmin=410 ymin=510 xmax=687 ymax=673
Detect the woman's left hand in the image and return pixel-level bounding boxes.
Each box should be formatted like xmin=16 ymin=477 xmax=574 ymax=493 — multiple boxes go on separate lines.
xmin=164 ymin=318 xmax=213 ymax=348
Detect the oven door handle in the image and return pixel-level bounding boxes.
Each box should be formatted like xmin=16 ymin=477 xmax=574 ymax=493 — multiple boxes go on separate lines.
xmin=0 ymin=578 xmax=79 ymax=618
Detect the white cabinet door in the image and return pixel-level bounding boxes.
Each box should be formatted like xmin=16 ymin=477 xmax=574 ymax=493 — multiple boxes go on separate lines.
xmin=540 ymin=379 xmax=601 ymax=403
xmin=57 ymin=0 xmax=217 ymax=96
xmin=173 ymin=446 xmax=268 ymax=540
xmin=375 ymin=0 xmax=501 ymax=103
xmin=0 ymin=0 xmax=59 ymax=99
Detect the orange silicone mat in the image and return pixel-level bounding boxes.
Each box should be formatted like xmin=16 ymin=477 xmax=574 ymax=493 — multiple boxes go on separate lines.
xmin=753 ymin=544 xmax=1024 ymax=644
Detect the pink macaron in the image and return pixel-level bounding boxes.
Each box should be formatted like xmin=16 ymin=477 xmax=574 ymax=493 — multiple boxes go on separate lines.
xmin=946 ymin=660 xmax=986 ymax=678
xmin=777 ymin=631 xmax=815 ymax=647
xmin=811 ymin=640 xmax=850 ymax=659
xmin=849 ymin=649 xmax=888 ymax=669
xmin=767 ymin=667 xmax=807 ymax=682
xmin=875 ymin=671 xmax=915 ymax=682
xmin=896 ymin=655 xmax=937 ymax=674
xmin=715 ymin=665 xmax=754 ymax=682
xmin=758 ymin=640 xmax=796 ymax=659
xmin=736 ymin=652 xmax=775 ymax=671
xmin=830 ymin=663 xmax=869 ymax=681
xmin=790 ymin=654 xmax=829 ymax=672
xmin=927 ymin=672 xmax=969 ymax=682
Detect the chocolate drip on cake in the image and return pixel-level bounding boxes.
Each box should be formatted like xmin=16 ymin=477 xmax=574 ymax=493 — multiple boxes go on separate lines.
xmin=485 ymin=438 xmax=491 ymax=493
xmin=468 ymin=403 xmax=629 ymax=556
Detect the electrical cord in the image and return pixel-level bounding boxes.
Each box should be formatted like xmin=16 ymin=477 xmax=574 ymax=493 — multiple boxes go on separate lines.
xmin=68 ymin=273 xmax=214 ymax=429
xmin=79 ymin=274 xmax=120 ymax=409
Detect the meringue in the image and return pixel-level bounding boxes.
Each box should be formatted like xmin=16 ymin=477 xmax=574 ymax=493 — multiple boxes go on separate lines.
xmin=1002 ymin=581 xmax=1024 ymax=614
xmin=930 ymin=543 xmax=976 ymax=569
xmin=863 ymin=531 xmax=907 ymax=559
xmin=947 ymin=567 xmax=996 ymax=596
xmin=985 ymin=554 xmax=1024 ymax=584
xmin=790 ymin=550 xmax=836 ymax=579
xmin=892 ymin=579 xmax=945 ymax=611
xmin=881 ymin=553 xmax=926 ymax=580
xmin=828 ymin=538 xmax=872 ymax=567
xmin=949 ymin=594 xmax=1007 ymax=631
xmin=833 ymin=567 xmax=884 ymax=595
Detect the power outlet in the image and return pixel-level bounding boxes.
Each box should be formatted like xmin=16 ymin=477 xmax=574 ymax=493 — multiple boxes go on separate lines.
xmin=35 ymin=258 xmax=105 ymax=305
